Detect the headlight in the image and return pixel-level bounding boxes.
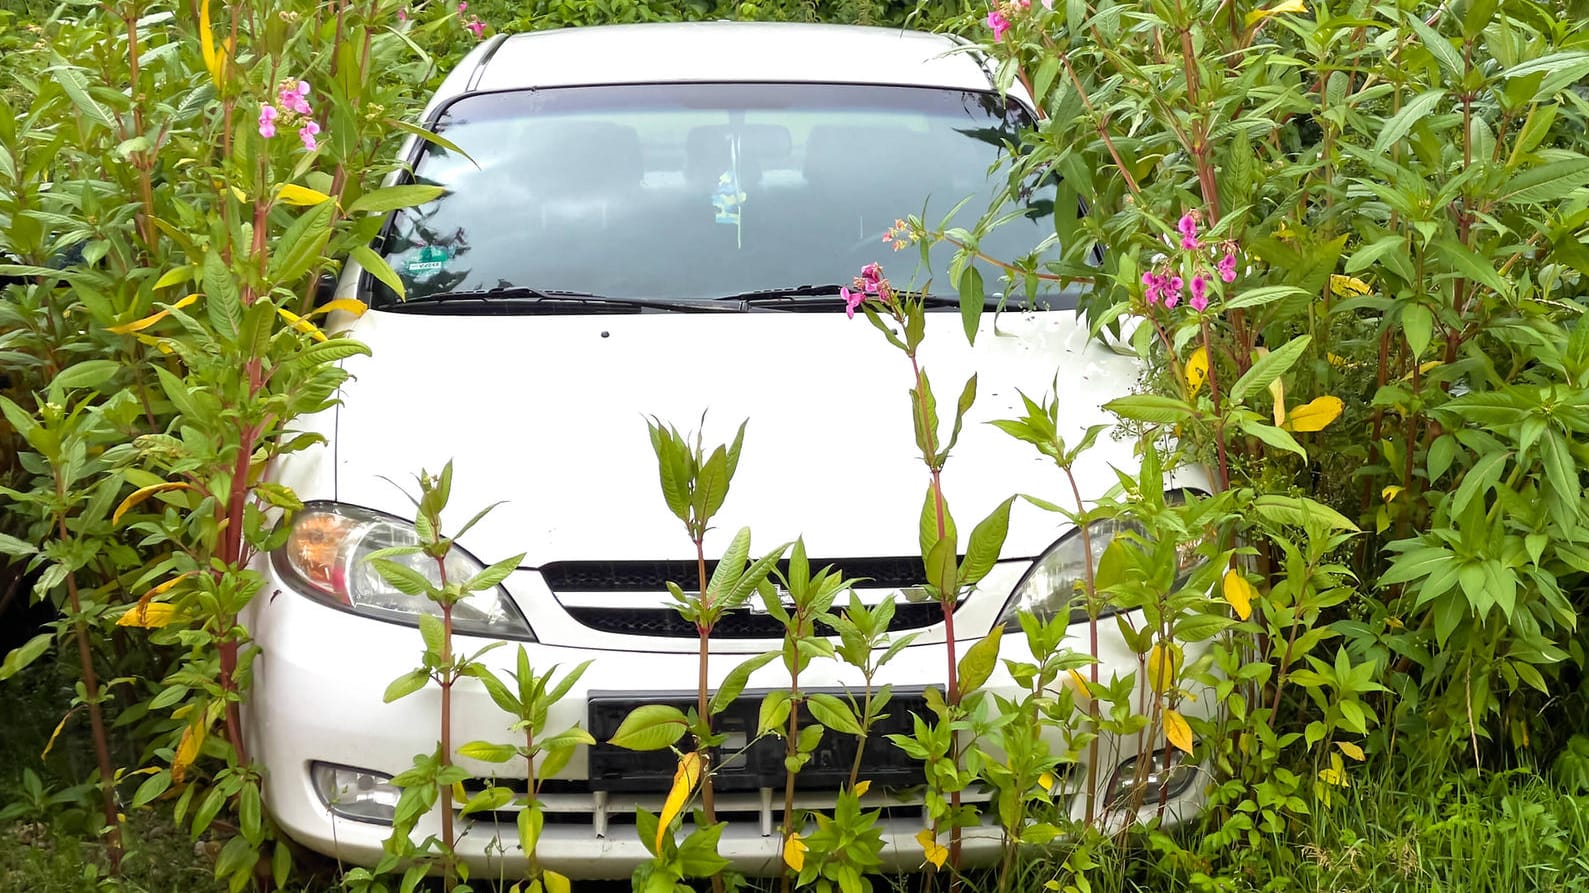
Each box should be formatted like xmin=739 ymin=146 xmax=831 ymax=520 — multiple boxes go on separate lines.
xmin=999 ymin=519 xmax=1141 ymax=627
xmin=273 ymin=502 xmax=535 ymax=639
xmin=1000 ymin=495 xmax=1207 ymax=628
xmin=1107 ymin=750 xmax=1197 ymax=805
xmin=311 ymin=763 xmax=399 ymax=824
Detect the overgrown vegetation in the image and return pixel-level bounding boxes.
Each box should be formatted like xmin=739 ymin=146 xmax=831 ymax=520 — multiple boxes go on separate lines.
xmin=3 ymin=0 xmax=1589 ymax=890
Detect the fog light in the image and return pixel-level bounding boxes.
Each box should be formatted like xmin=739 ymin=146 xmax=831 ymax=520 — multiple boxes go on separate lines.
xmin=1108 ymin=750 xmax=1196 ymax=805
xmin=311 ymin=763 xmax=399 ymax=824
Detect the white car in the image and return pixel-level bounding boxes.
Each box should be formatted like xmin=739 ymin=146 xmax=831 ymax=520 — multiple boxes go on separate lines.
xmin=246 ymin=21 xmax=1206 ymax=879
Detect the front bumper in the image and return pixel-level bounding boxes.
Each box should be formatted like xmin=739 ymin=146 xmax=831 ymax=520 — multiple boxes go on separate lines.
xmin=245 ymin=572 xmax=1208 ymax=880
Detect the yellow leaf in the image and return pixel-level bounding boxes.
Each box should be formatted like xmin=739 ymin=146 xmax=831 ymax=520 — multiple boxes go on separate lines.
xmin=1164 ymin=709 xmax=1193 ymax=754
xmin=1318 ymin=752 xmax=1348 ymax=787
xmin=1337 ymin=741 xmax=1365 ymax=762
xmin=106 ymin=294 xmax=201 ymax=335
xmin=1222 ymin=569 xmax=1255 ymax=621
xmin=276 ymin=307 xmax=328 ymax=343
xmin=1185 ymin=347 xmax=1209 ymax=394
xmin=656 ymin=751 xmax=704 ymax=852
xmin=915 ymin=829 xmax=948 ymax=869
xmin=41 ymin=708 xmax=78 ymax=761
xmin=1269 ymin=376 xmax=1287 ymax=427
xmin=1066 ymin=668 xmax=1092 ymax=699
xmin=311 ymin=298 xmax=368 ymax=318
xmin=1245 ymin=0 xmax=1307 ymax=28
xmin=199 ymin=0 xmax=220 ymax=88
xmin=452 ymin=781 xmax=468 ymax=804
xmin=1329 ymin=274 xmax=1372 ymax=298
xmin=1146 ymin=642 xmax=1182 ymax=695
xmin=1401 ymin=360 xmax=1443 ymax=381
xmin=116 ymin=602 xmax=179 ymax=629
xmin=135 ymin=334 xmax=175 ymax=355
xmin=852 ymin=779 xmax=871 ymax=797
xmin=1326 ymin=352 xmax=1350 ymax=368
xmin=783 ymin=832 xmax=808 ymax=872
xmin=1382 ymin=485 xmax=1404 ymax=502
xmin=113 ymin=481 xmax=195 ymax=525
xmin=173 ymin=715 xmax=207 ymax=782
xmin=1285 ymin=395 xmax=1344 ymax=432
xmin=542 ymin=870 xmax=570 ymax=893
xmin=1037 ymin=771 xmax=1055 ymax=793
xmin=142 ymin=572 xmax=195 ymax=601
xmin=277 ymin=184 xmax=333 ymax=207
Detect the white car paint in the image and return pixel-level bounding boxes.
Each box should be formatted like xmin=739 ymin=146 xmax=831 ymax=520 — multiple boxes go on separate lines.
xmin=247 ymin=21 xmax=1209 ymax=880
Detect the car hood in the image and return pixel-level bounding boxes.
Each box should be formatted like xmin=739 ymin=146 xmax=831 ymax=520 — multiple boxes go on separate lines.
xmin=329 ymin=308 xmax=1140 ymax=566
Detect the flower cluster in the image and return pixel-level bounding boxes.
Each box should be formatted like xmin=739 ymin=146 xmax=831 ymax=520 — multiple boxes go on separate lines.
xmin=985 ymin=0 xmax=1053 ymax=42
xmin=881 ymin=218 xmax=916 ymax=252
xmin=456 ymin=2 xmax=486 ymax=39
xmin=258 ymin=80 xmax=322 ymax=151
xmin=1141 ymin=211 xmax=1239 ymax=313
xmin=841 ymin=263 xmax=895 ymax=319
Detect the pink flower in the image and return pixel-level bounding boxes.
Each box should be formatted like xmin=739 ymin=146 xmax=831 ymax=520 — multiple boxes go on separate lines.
xmin=280 ymin=81 xmax=312 ymax=116
xmin=1164 ymin=275 xmax=1183 ymax=309
xmin=457 ymin=1 xmax=467 ymax=10
xmin=987 ymin=9 xmax=1011 ymax=41
xmin=1163 ymin=290 xmax=1179 ymax=309
xmin=465 ymin=16 xmax=485 ymax=38
xmin=258 ymin=104 xmax=277 ymax=139
xmin=842 ymin=286 xmax=864 ymax=319
xmin=1189 ymin=274 xmax=1208 ymax=311
xmin=860 ymin=262 xmax=884 ymax=294
xmin=1218 ymin=252 xmax=1238 ymax=283
xmin=1178 ymin=212 xmax=1200 ymax=250
xmin=1142 ymin=271 xmax=1161 ymax=306
xmin=396 ymin=7 xmax=407 ymax=21
xmin=298 ymin=120 xmax=320 ymax=152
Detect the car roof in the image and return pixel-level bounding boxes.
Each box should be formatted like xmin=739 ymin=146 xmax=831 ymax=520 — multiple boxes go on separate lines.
xmin=460 ymin=22 xmax=995 ymax=95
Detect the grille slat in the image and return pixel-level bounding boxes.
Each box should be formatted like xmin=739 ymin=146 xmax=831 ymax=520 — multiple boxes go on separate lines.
xmin=563 ymin=602 xmax=949 ymax=638
xmin=539 ymin=556 xmax=934 ymax=592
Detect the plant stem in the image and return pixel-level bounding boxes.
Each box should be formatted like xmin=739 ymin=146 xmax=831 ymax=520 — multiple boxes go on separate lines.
xmin=693 ymin=536 xmax=725 ymax=893
xmin=61 ymin=557 xmax=123 ymax=875
xmin=1061 ymin=466 xmax=1103 ymax=825
xmin=435 ymin=554 xmax=456 ymax=893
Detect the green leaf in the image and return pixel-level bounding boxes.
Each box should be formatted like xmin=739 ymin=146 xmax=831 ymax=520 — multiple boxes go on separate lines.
xmin=202 ymin=251 xmax=241 ymax=339
xmin=959 ymin=497 xmax=1014 ymax=588
xmin=1502 ymin=51 xmax=1589 ymax=96
xmin=352 ymin=244 xmax=406 ymax=301
xmin=960 ymin=266 xmax=985 ymax=344
xmin=607 ymin=704 xmax=689 ymax=751
xmin=1224 ymin=285 xmax=1306 ymax=310
xmin=1373 ymin=90 xmax=1446 ymax=155
xmin=709 ymin=652 xmax=777 ymax=715
xmin=1104 ymin=394 xmax=1197 ymax=425
xmin=457 ymin=740 xmax=517 ymax=763
xmin=1232 ymin=336 xmax=1311 ymax=402
xmin=1402 ymin=304 xmax=1433 ymax=357
xmin=1431 ymin=237 xmax=1509 ymax=296
xmin=418 ymin=614 xmax=444 ymax=655
xmin=1239 ymin=421 xmax=1308 ymax=459
xmin=1406 ymin=13 xmax=1462 ymax=78
xmin=805 ymin=693 xmax=863 ymax=736
xmin=1496 ymin=158 xmax=1589 ymax=205
xmin=459 ymin=785 xmax=515 ymax=817
xmin=51 ymin=63 xmax=117 ymax=130
xmin=924 ymin=535 xmax=957 ymax=598
xmin=0 ymin=532 xmax=38 ymax=559
xmin=0 ymin=633 xmax=52 ymax=681
xmin=757 ymin=690 xmax=793 ymax=736
xmin=347 ymin=185 xmax=447 ymax=215
xmin=957 ymin=626 xmax=1004 ymax=695
xmin=383 ymin=668 xmax=429 ymax=703
xmin=1252 ymin=495 xmax=1359 ymax=531
xmin=131 ymin=769 xmax=171 ymax=808
xmin=918 ymin=483 xmax=957 ymax=559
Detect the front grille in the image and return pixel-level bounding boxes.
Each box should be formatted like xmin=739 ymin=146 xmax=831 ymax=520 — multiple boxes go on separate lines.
xmin=563 ymin=601 xmax=950 ymax=638
xmin=540 ymin=556 xmax=932 ymax=592
xmin=542 ymin=556 xmax=953 ymax=638
xmin=585 ymin=690 xmax=929 ymax=793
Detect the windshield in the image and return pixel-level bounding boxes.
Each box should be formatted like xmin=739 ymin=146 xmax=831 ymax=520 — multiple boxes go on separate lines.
xmin=374 ymin=82 xmax=1062 ymax=306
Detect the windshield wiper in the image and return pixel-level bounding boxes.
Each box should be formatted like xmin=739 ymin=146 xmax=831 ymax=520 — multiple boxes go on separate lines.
xmin=715 ymin=285 xmax=1009 ymax=311
xmin=387 ymin=287 xmax=743 ymax=313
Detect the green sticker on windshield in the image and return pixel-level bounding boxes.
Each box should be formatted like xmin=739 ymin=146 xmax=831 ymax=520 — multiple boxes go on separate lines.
xmin=405 ymin=244 xmax=452 ymax=276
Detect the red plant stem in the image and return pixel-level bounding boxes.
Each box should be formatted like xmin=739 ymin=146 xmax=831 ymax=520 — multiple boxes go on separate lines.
xmin=905 ymin=342 xmax=962 ymax=876
xmin=1199 ymin=319 xmax=1232 ymax=491
xmin=59 ymin=536 xmax=123 ymax=874
xmin=436 ymin=552 xmax=456 ymax=892
xmin=781 ymin=655 xmax=801 ymax=893
xmin=694 ymin=537 xmax=725 ymax=893
xmin=1062 ymin=467 xmax=1103 ymax=824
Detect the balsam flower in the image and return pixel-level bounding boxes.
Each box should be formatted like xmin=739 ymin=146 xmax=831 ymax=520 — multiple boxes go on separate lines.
xmin=299 ymin=120 xmax=321 ymax=152
xmin=1218 ymin=251 xmax=1238 ymax=283
xmin=1178 ymin=212 xmax=1200 ymax=251
xmin=257 ymin=104 xmax=278 ymax=139
xmin=465 ymin=16 xmax=486 ymax=38
xmin=1189 ymin=274 xmax=1209 ymax=312
xmin=987 ymin=9 xmax=1011 ymax=41
xmin=842 ymin=287 xmax=864 ymax=319
xmin=280 ymin=81 xmax=312 ymax=116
